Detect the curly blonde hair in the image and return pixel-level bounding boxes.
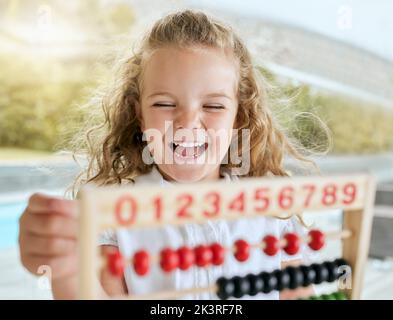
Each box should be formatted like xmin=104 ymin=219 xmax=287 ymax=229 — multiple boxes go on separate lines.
xmin=69 ymin=9 xmax=324 ymax=199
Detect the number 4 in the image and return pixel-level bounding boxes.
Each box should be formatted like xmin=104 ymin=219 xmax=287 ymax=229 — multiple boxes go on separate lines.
xmin=228 ymin=191 xmax=245 ymax=214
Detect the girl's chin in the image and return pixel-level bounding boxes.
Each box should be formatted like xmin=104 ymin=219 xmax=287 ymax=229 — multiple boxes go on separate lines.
xmin=158 ymin=164 xmax=218 ymax=183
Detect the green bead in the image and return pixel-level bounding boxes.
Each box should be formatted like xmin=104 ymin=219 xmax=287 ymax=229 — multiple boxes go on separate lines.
xmin=333 ymin=292 xmax=347 ymax=300
xmin=307 ymin=292 xmax=348 ymax=300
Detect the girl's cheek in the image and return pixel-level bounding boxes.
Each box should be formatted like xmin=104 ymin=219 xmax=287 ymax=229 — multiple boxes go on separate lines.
xmin=158 ymin=112 xmax=177 ymax=128
xmin=145 ymin=112 xmax=174 ymax=130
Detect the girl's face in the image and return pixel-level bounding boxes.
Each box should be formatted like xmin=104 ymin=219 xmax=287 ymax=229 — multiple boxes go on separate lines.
xmin=139 ymin=46 xmax=239 ymax=183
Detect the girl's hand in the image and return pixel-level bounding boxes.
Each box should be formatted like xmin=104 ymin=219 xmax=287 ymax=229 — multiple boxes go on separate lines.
xmin=18 ymin=193 xmax=123 ymax=299
xmin=18 ymin=193 xmax=78 ymax=281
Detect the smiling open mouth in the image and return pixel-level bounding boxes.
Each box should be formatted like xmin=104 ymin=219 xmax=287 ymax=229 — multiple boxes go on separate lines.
xmin=169 ymin=141 xmax=208 ymax=159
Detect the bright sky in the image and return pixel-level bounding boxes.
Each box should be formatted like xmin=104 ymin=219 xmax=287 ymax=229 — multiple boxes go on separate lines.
xmin=187 ymin=0 xmax=393 ymax=62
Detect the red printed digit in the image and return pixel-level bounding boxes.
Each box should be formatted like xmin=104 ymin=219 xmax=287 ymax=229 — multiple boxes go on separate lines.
xmin=153 ymin=196 xmax=163 ymax=221
xmin=302 ymin=184 xmax=316 ymax=207
xmin=228 ymin=191 xmax=245 ymax=214
xmin=176 ymin=194 xmax=194 ymax=219
xmin=343 ymin=183 xmax=357 ymax=205
xmin=254 ymin=187 xmax=270 ymax=212
xmin=114 ymin=195 xmax=138 ymax=226
xmin=278 ymin=186 xmax=294 ymax=210
xmin=321 ymin=184 xmax=337 ymax=206
xmin=203 ymin=191 xmax=221 ymax=217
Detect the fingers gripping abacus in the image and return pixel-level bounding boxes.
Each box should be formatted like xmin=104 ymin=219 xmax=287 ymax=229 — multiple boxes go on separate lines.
xmin=78 ymin=174 xmax=376 ymax=300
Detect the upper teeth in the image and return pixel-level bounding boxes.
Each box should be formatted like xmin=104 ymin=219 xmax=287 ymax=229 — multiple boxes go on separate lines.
xmin=174 ymin=142 xmax=205 ymax=147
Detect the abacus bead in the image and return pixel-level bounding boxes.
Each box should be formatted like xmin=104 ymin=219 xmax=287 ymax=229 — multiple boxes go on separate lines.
xmin=333 ymin=292 xmax=347 ymax=300
xmin=283 ymin=233 xmax=300 ymax=255
xmin=272 ymin=269 xmax=290 ymax=291
xmin=234 ymin=239 xmax=250 ymax=262
xmin=233 ymin=276 xmax=251 ymax=299
xmin=216 ymin=277 xmax=235 ymax=300
xmin=259 ymin=271 xmax=277 ymax=294
xmin=108 ymin=251 xmax=125 ymax=277
xmin=194 ymin=245 xmax=212 ymax=267
xmin=133 ymin=250 xmax=150 ymax=276
xmin=246 ymin=274 xmax=264 ymax=296
xmin=210 ymin=243 xmax=225 ymax=266
xmin=328 ymin=294 xmax=336 ymax=300
xmin=263 ymin=235 xmax=280 ymax=256
xmin=322 ymin=261 xmax=339 ymax=282
xmin=311 ymin=263 xmax=329 ymax=284
xmin=177 ymin=246 xmax=195 ymax=271
xmin=308 ymin=229 xmax=325 ymax=251
xmin=334 ymin=258 xmax=350 ymax=278
xmin=299 ymin=265 xmax=316 ymax=287
xmin=334 ymin=258 xmax=349 ymax=268
xmin=160 ymin=248 xmax=179 ymax=272
xmin=286 ymin=266 xmax=304 ymax=290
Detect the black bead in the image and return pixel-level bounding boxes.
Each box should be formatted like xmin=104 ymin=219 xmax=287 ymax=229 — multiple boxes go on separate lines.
xmin=232 ymin=276 xmax=250 ymax=299
xmin=286 ymin=266 xmax=304 ymax=289
xmin=311 ymin=263 xmax=329 ymax=284
xmin=322 ymin=261 xmax=339 ymax=282
xmin=334 ymin=260 xmax=351 ymax=279
xmin=259 ymin=271 xmax=277 ymax=294
xmin=246 ymin=273 xmax=264 ymax=296
xmin=272 ymin=269 xmax=290 ymax=291
xmin=216 ymin=277 xmax=235 ymax=300
xmin=334 ymin=258 xmax=349 ymax=268
xmin=299 ymin=265 xmax=316 ymax=287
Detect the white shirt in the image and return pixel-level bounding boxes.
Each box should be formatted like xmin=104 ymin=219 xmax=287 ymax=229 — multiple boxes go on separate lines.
xmin=98 ymin=166 xmax=313 ymax=300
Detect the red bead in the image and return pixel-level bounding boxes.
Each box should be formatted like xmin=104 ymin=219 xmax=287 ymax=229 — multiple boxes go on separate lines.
xmin=194 ymin=245 xmax=212 ymax=267
xmin=160 ymin=248 xmax=179 ymax=272
xmin=210 ymin=243 xmax=226 ymax=265
xmin=234 ymin=239 xmax=250 ymax=262
xmin=107 ymin=250 xmax=125 ymax=277
xmin=283 ymin=233 xmax=300 ymax=255
xmin=177 ymin=246 xmax=195 ymax=270
xmin=308 ymin=229 xmax=325 ymax=251
xmin=263 ymin=235 xmax=280 ymax=256
xmin=133 ymin=250 xmax=150 ymax=276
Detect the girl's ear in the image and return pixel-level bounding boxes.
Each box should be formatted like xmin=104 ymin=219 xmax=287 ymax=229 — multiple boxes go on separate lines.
xmin=135 ymin=100 xmax=145 ymax=131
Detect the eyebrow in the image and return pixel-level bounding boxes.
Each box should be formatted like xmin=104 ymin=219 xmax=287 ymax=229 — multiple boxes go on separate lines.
xmin=146 ymin=91 xmax=233 ymax=100
xmin=146 ymin=92 xmax=175 ymax=99
xmin=204 ymin=92 xmax=233 ymax=100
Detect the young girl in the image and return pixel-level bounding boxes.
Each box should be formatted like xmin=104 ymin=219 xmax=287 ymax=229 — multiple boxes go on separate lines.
xmin=18 ymin=10 xmax=318 ymax=300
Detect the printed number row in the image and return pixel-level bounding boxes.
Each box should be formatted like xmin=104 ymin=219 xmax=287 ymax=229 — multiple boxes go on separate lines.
xmin=114 ymin=183 xmax=357 ymax=226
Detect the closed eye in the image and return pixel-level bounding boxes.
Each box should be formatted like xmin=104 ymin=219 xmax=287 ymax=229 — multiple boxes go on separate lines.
xmin=153 ymin=103 xmax=175 ymax=107
xmin=203 ymin=105 xmax=225 ymax=109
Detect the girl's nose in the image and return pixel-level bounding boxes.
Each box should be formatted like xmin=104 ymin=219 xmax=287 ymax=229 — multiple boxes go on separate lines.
xmin=175 ymin=108 xmax=202 ymax=130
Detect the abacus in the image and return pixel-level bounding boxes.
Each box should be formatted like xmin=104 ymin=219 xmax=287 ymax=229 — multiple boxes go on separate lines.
xmin=78 ymin=173 xmax=376 ymax=300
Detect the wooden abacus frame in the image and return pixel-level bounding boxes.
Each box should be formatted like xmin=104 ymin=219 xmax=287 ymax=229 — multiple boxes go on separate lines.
xmin=78 ymin=173 xmax=376 ymax=300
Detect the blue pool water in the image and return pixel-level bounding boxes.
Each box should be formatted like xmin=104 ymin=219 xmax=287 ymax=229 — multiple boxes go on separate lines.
xmin=0 ymin=200 xmax=27 ymax=249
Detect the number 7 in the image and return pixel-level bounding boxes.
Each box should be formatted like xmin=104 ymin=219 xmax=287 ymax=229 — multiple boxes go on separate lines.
xmin=302 ymin=184 xmax=316 ymax=207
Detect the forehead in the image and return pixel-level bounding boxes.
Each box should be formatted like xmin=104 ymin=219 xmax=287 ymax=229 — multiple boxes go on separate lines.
xmin=141 ymin=46 xmax=239 ymax=97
